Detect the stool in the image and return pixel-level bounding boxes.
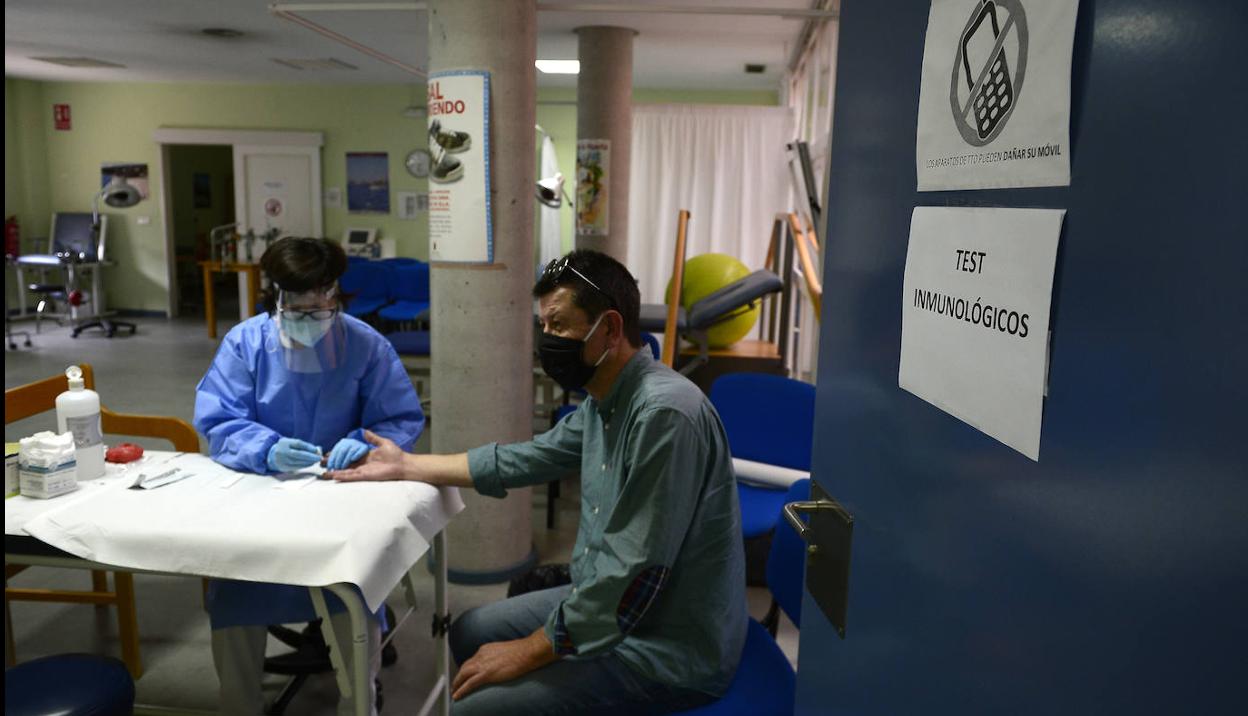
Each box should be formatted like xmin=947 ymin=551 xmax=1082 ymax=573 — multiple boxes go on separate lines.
xmin=5 ymin=653 xmax=135 ymax=716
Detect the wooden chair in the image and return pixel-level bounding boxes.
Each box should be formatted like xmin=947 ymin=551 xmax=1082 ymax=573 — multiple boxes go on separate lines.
xmin=661 ymin=209 xmax=692 ymax=368
xmin=5 ymin=363 xmax=200 ymax=678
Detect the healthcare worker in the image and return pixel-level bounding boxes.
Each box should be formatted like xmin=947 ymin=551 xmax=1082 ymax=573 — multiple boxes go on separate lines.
xmin=194 ymin=236 xmax=424 ymax=716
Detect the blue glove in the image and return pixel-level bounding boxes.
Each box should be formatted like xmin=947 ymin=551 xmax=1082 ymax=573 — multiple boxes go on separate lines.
xmin=267 ymin=437 xmax=322 ymax=473
xmin=326 ymin=437 xmax=371 ymax=470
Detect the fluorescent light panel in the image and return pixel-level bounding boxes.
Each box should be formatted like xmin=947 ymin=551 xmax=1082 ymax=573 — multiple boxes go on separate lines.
xmin=536 ymin=59 xmax=580 ymax=74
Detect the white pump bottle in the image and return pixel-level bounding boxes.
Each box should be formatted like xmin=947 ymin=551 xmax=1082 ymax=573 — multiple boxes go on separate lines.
xmin=55 ymin=365 xmax=106 ymax=481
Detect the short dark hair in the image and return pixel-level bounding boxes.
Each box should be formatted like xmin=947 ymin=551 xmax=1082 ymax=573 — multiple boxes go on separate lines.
xmin=260 ymin=237 xmax=348 ymax=314
xmin=533 ymin=250 xmax=642 ymax=348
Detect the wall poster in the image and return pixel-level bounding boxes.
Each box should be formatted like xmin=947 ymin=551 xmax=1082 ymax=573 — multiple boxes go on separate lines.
xmin=427 ymin=70 xmax=491 ymax=263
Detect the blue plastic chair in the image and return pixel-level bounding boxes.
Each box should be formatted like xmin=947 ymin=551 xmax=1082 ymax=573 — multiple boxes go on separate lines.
xmin=640 ymin=331 xmax=661 ymax=361
xmin=5 ymin=653 xmax=135 ymax=716
xmin=386 ymin=329 xmax=430 ymax=357
xmin=339 ymin=261 xmax=392 ymax=318
xmin=709 ymin=373 xmax=816 ymax=539
xmin=677 ymin=479 xmax=808 ymax=715
xmin=378 ymin=262 xmax=431 ymax=323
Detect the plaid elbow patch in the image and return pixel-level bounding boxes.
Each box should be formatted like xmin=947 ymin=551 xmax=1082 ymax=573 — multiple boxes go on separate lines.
xmin=552 ymin=605 xmax=577 ymax=655
xmin=616 ymin=565 xmax=671 ymax=635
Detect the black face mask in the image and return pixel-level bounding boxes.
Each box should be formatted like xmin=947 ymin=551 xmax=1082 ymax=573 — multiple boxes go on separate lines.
xmin=538 ymin=314 xmax=609 ymax=392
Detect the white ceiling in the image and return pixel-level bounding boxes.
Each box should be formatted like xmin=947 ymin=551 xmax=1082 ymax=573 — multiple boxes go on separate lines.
xmin=4 ymin=1 xmax=817 ymax=91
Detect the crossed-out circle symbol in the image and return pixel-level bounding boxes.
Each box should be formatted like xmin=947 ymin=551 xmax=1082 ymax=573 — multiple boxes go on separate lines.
xmin=949 ymin=0 xmax=1028 ymax=146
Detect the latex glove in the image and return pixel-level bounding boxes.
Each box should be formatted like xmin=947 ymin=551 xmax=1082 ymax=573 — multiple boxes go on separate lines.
xmin=326 ymin=437 xmax=371 ymax=470
xmin=267 ymin=438 xmax=322 ymax=473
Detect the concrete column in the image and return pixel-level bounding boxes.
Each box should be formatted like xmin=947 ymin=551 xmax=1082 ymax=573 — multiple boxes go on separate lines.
xmin=427 ymin=0 xmax=537 ymax=581
xmin=575 ymin=26 xmax=636 ymax=262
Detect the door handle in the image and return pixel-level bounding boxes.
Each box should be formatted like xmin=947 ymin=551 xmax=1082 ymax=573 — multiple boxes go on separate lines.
xmin=784 ymin=499 xmax=853 ymax=544
xmin=784 ymin=487 xmax=855 ymax=638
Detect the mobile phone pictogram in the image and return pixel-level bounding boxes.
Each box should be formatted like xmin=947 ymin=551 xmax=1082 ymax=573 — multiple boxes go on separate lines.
xmin=962 ymin=1 xmax=1015 ymax=140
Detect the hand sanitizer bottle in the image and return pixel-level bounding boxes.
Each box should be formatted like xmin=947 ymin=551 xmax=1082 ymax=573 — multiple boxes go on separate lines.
xmin=55 ymin=365 xmax=105 ymax=481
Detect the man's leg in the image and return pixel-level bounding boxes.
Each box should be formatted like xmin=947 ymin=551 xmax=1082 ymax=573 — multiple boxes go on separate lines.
xmin=450 ymin=652 xmax=715 ymax=716
xmin=329 ymin=610 xmax=382 ymax=716
xmin=449 ymin=585 xmax=571 ymax=665
xmin=212 ymin=625 xmax=267 ymax=716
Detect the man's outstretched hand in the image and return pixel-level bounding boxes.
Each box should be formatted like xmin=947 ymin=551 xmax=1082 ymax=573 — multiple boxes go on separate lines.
xmin=327 ymin=430 xmax=407 ymax=482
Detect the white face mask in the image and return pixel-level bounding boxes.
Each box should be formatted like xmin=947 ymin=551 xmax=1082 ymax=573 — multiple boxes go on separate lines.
xmin=280 ymin=314 xmax=335 ymax=347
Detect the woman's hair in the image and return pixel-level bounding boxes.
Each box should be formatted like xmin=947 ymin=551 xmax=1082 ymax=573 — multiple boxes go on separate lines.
xmin=260 ymin=237 xmax=349 ymax=315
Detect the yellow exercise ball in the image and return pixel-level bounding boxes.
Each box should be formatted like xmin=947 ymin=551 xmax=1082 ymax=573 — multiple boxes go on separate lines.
xmin=666 ymin=253 xmax=757 ymax=349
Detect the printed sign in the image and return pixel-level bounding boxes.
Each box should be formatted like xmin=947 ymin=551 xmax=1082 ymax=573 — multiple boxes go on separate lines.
xmin=916 ymin=0 xmax=1079 ymax=190
xmin=576 ymin=139 xmax=610 ymax=237
xmin=53 ymin=104 xmax=71 ymax=131
xmin=899 ymin=206 xmax=1063 ymax=460
xmin=427 ymin=70 xmax=491 ymax=263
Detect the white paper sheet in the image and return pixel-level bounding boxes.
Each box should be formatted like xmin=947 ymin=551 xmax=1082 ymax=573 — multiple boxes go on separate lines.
xmin=19 ymin=452 xmax=464 ymax=612
xmin=916 ymin=0 xmax=1080 ymax=191
xmin=899 ymin=207 xmax=1063 ymax=460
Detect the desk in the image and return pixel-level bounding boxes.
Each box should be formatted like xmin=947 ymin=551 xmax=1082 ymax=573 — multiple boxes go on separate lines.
xmin=5 ymin=452 xmax=459 ymax=716
xmin=200 ymin=261 xmax=261 ymax=339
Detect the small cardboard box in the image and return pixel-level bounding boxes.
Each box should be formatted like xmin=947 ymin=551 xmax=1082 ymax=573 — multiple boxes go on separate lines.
xmin=19 ymin=460 xmax=79 ymax=499
xmin=4 ymin=443 xmax=18 ymax=498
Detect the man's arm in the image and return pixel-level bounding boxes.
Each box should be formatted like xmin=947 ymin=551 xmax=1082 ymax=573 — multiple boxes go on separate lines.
xmin=331 ymin=406 xmax=586 ymax=496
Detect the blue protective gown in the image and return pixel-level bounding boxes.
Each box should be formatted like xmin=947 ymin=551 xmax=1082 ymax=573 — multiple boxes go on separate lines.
xmin=194 ymin=313 xmax=424 ymax=629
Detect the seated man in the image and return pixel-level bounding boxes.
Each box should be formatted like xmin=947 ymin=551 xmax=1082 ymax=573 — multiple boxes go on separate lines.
xmin=330 ymin=250 xmax=747 ymax=714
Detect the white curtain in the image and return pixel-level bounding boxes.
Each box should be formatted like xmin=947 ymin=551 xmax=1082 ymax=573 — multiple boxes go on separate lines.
xmin=537 ymin=133 xmax=563 ymax=273
xmin=627 ymin=104 xmax=795 ymax=303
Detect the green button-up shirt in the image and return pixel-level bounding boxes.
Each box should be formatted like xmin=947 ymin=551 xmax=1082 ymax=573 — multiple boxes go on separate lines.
xmin=467 ymin=350 xmax=747 ymax=695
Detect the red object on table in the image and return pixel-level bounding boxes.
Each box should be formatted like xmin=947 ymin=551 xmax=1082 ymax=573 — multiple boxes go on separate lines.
xmin=106 ymin=443 xmax=144 ymax=463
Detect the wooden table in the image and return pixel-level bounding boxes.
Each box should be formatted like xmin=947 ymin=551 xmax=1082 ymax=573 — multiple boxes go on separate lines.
xmin=199 ymin=261 xmax=261 ymax=339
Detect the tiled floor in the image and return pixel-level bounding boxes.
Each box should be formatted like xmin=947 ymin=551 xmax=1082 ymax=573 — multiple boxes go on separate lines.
xmin=5 ymin=314 xmax=797 ymax=713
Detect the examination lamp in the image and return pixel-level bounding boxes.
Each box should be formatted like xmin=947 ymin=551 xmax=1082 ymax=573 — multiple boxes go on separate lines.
xmin=80 ymin=175 xmax=141 ymax=261
xmin=536 ymin=172 xmax=572 ymax=209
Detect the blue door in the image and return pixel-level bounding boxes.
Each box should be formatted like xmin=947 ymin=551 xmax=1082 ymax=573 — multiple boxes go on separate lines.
xmin=797 ymin=1 xmax=1247 ymax=713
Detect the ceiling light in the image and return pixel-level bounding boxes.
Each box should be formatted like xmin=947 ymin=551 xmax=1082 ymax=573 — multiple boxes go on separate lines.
xmin=202 ymin=28 xmax=245 ymax=39
xmin=536 ymin=60 xmax=580 ymax=75
xmin=271 ymin=57 xmax=359 ymax=71
xmin=31 ymin=57 xmax=125 ymax=69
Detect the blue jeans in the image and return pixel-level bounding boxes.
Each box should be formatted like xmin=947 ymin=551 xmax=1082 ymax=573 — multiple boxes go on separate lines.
xmin=449 ymin=585 xmax=716 ymax=716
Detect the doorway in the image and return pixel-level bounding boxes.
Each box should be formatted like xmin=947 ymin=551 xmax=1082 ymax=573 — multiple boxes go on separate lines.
xmin=166 ymin=144 xmax=235 ymax=318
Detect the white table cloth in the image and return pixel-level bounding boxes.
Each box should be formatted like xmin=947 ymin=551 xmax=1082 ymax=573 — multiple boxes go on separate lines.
xmin=11 ymin=451 xmax=463 ymax=612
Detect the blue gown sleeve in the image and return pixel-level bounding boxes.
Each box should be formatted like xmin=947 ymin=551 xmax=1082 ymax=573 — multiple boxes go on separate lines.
xmin=193 ymin=329 xmax=282 ymax=474
xmin=345 ymin=337 xmax=425 ymax=452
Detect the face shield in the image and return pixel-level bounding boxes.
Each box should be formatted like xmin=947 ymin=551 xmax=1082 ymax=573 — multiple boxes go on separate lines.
xmin=266 ymin=284 xmax=347 ymax=373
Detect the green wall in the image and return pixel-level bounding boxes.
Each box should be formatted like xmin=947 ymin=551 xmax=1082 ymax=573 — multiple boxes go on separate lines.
xmin=4 ymin=79 xmax=777 ymax=314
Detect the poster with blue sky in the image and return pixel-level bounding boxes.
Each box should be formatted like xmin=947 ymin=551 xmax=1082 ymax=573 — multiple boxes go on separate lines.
xmin=346 ymin=152 xmax=390 ymax=213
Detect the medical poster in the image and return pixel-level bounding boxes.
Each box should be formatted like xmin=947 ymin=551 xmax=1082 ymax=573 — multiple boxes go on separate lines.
xmin=427 ymin=70 xmax=492 ymax=263
xmin=576 ymin=139 xmax=610 ymax=237
xmin=899 ymin=206 xmax=1063 ymax=460
xmin=916 ymin=0 xmax=1079 ymax=191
